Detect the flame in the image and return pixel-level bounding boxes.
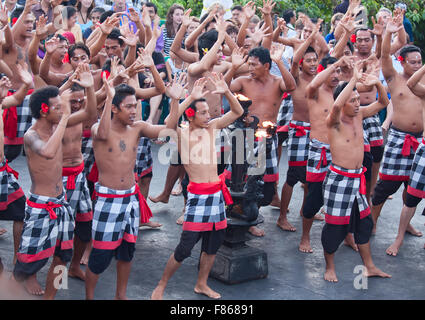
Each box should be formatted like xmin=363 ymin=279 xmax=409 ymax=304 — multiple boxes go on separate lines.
xmin=179 ymin=121 xmax=189 ymax=128
xmin=261 ymin=121 xmax=275 ymax=128
xmin=255 ymin=129 xmax=268 ymax=138
xmin=235 ymin=94 xmax=250 ymax=101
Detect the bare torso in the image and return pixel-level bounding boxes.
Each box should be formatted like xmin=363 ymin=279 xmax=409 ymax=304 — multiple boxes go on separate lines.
xmin=62 ymin=124 xmax=84 ymax=167
xmin=308 ymin=85 xmax=334 ymax=143
xmin=292 ymin=73 xmax=313 ymax=122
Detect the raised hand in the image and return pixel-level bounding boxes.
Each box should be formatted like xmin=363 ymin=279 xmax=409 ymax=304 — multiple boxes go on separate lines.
xmin=247 ymin=23 xmax=272 ymax=45
xmin=35 ymin=15 xmax=49 ymax=39
xmin=50 ymin=0 xmax=63 ymax=8
xmin=60 ymin=88 xmax=72 ymax=119
xmin=340 ymin=15 xmax=360 ymax=34
xmin=370 ymin=16 xmax=384 ymax=37
xmin=137 ymin=48 xmax=154 ymax=68
xmin=141 ymin=5 xmax=152 ymax=27
xmin=45 ymin=36 xmax=60 ymax=54
xmin=23 ymin=0 xmax=38 ymax=13
xmin=103 ymin=72 xmax=115 ymax=100
xmin=386 ymin=16 xmax=404 ymax=34
xmin=0 ymin=75 xmax=12 ymax=101
xmin=243 ymin=1 xmax=256 ymax=20
xmin=100 ymin=15 xmax=121 ymax=35
xmin=119 ymin=22 xmax=139 ymax=47
xmin=270 ymin=43 xmax=285 ymax=62
xmin=166 ymin=72 xmax=187 ymax=100
xmin=190 ymin=77 xmax=209 ymax=100
xmin=181 ymin=8 xmax=192 ymax=27
xmin=0 ymin=4 xmax=8 ymax=27
xmin=72 ymin=63 xmax=94 ymax=88
xmin=209 ymin=72 xmax=229 ymax=95
xmin=128 ymin=7 xmax=140 ymax=23
xmin=277 ymin=18 xmax=288 ymax=33
xmin=360 ymin=72 xmax=379 ymax=87
xmin=231 ymin=47 xmax=247 ymax=68
xmin=259 ymin=0 xmax=276 ymax=16
xmin=17 ymin=64 xmax=33 ymax=86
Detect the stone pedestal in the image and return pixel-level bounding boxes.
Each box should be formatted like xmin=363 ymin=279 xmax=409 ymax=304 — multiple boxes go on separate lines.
xmin=210 ymin=215 xmax=268 ymax=284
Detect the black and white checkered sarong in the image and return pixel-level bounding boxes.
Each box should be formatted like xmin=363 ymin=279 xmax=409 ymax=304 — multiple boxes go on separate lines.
xmin=287 ymin=120 xmax=310 ymax=166
xmin=407 ymin=138 xmax=425 ymax=198
xmin=362 ymin=114 xmax=384 ymax=147
xmin=134 ymin=137 xmax=153 ymax=179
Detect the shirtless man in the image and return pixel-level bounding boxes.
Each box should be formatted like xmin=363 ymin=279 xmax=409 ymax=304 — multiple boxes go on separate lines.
xmin=151 ymin=73 xmax=243 ymax=300
xmin=229 ymin=46 xmax=296 ymax=236
xmin=85 ymin=70 xmax=170 ymax=300
xmin=277 ymin=22 xmax=321 ymax=233
xmin=323 ymin=64 xmax=391 ymax=283
xmin=385 ymin=56 xmax=425 ymax=256
xmin=60 ymin=64 xmax=97 ymax=280
xmin=371 ymin=18 xmax=423 ymax=236
xmin=13 ymin=86 xmax=75 ymax=299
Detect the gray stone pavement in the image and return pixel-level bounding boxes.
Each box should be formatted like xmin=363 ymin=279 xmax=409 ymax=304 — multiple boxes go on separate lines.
xmin=0 ymin=143 xmax=425 ymax=300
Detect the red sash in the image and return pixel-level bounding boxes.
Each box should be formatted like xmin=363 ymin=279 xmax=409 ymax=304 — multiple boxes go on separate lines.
xmin=187 ymin=174 xmax=233 ymax=205
xmin=82 ymin=129 xmax=91 ymax=138
xmin=316 ymin=147 xmax=328 ymax=170
xmin=26 ymin=199 xmax=62 ymax=220
xmin=2 ymin=89 xmax=34 ymax=139
xmin=330 ymin=165 xmax=367 ymax=195
xmin=87 ymin=161 xmax=99 ymax=182
xmin=401 ymin=134 xmax=419 ymax=157
xmin=93 ymin=184 xmax=153 ymax=223
xmin=289 ymin=122 xmax=311 ymax=137
xmin=62 ymin=162 xmax=84 ymax=190
xmin=0 ymin=160 xmax=19 ymax=179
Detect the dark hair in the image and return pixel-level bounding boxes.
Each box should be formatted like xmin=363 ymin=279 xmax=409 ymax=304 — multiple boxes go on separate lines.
xmin=29 ymin=86 xmax=60 ymax=119
xmin=63 ymin=6 xmax=77 ymax=20
xmin=399 ymin=45 xmax=421 ymax=59
xmin=165 ymin=4 xmax=184 ymax=38
xmin=71 ymin=83 xmax=85 ymax=92
xmin=231 ymin=5 xmax=243 ymax=12
xmin=90 ymin=6 xmax=105 ymax=18
xmin=248 ymin=46 xmax=272 ymax=70
xmin=282 ymin=9 xmax=295 ymax=24
xmin=355 ymin=27 xmax=375 ymax=40
xmin=10 ymin=7 xmax=24 ymax=26
xmin=333 ymin=81 xmax=357 ymax=100
xmin=68 ymin=42 xmax=91 ymax=59
xmin=77 ymin=0 xmax=95 ymax=18
xmin=145 ymin=2 xmax=157 ymax=14
xmin=107 ymin=28 xmax=124 ymax=46
xmin=99 ymin=10 xmax=114 ymax=24
xmin=185 ymin=98 xmax=206 ymax=119
xmin=112 ymin=84 xmax=136 ymax=109
xmin=197 ymin=29 xmax=218 ymax=59
xmin=46 ymin=33 xmax=68 ymax=43
xmin=304 ymin=46 xmax=318 ymax=57
xmin=101 ymin=57 xmax=124 ymax=73
xmin=346 ymin=41 xmax=354 ymax=53
xmin=226 ymin=24 xmax=239 ymax=35
xmin=200 ymin=13 xmax=216 ymax=30
xmin=319 ymin=55 xmax=338 ymax=69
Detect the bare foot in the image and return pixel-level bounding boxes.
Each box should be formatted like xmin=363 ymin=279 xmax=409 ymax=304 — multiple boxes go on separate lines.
xmin=406 ymin=224 xmax=423 ymax=237
xmin=386 ymin=241 xmax=402 ymax=257
xmin=24 ymin=274 xmax=45 ymax=296
xmin=80 ymin=248 xmax=91 ymax=265
xmin=324 ymin=268 xmax=338 ymax=282
xmin=194 ymin=285 xmax=221 ymax=299
xmin=248 ymin=226 xmax=265 ymax=237
xmin=139 ymin=221 xmax=162 ymax=229
xmin=299 ymin=238 xmax=313 ymax=253
xmin=176 ymin=214 xmax=184 ymax=225
xmin=69 ymin=265 xmax=86 ymax=281
xmin=148 ymin=193 xmax=170 ymax=204
xmin=151 ymin=285 xmax=165 ymax=300
xmin=344 ymin=234 xmax=359 ymax=252
xmin=364 ymin=265 xmax=391 ymax=278
xmin=171 ymin=183 xmax=182 ymax=196
xmin=313 ymin=213 xmax=325 ymax=221
xmin=270 ymin=194 xmax=281 ymax=208
xmin=276 ymin=218 xmax=296 ymax=232
xmin=0 ymin=228 xmax=7 ymax=236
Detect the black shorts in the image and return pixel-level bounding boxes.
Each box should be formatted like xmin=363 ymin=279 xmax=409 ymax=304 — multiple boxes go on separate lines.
xmin=370 ymin=145 xmax=384 ymax=163
xmin=174 ymin=228 xmax=226 ymax=263
xmin=321 ymin=199 xmax=373 ymax=254
xmin=278 ymin=131 xmax=289 ymax=146
xmin=88 ymin=240 xmax=136 ymax=275
xmin=303 ymin=181 xmax=324 ymax=219
xmin=371 ymin=180 xmax=408 ymax=206
xmin=286 ymin=165 xmax=306 ymax=187
xmin=74 ymin=220 xmax=92 ymax=243
xmin=4 ymin=145 xmax=23 ymax=163
xmin=405 ymin=192 xmax=422 ymax=208
xmin=0 ymin=195 xmax=25 ymax=221
xmin=363 ymin=152 xmax=373 ymax=182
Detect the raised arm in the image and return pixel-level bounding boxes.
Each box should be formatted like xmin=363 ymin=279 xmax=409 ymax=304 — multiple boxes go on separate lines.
xmin=2 ymin=65 xmax=32 ymax=109
xmin=93 ymin=74 xmax=114 ymax=141
xmin=406 ymin=63 xmax=425 ymax=97
xmin=361 ymin=74 xmax=390 ymax=118
xmin=327 ymin=75 xmax=357 ymax=128
xmin=237 ymin=1 xmax=256 ymax=47
xmin=381 ymin=17 xmax=403 ymax=82
xmin=89 ymin=14 xmax=121 ymax=62
xmin=169 ymin=9 xmax=198 ymax=64
xmin=128 ymin=7 xmax=145 ymax=45
xmin=271 ymin=43 xmax=295 ymax=92
xmin=184 ymin=7 xmax=217 ymax=49
xmin=224 ymin=47 xmax=247 ymax=86
xmin=258 ymin=0 xmax=276 ymax=50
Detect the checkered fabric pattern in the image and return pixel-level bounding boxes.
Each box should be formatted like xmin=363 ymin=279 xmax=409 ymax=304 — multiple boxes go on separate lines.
xmin=0 ymin=157 xmax=24 ymax=211
xmin=91 ymin=184 xmax=140 ymax=250
xmin=363 ymin=114 xmax=384 ymax=147
xmin=379 ymin=127 xmax=422 ymax=181
xmin=63 ymin=168 xmax=92 ymax=222
xmin=81 ymin=135 xmax=95 ymax=177
xmin=277 ymin=94 xmax=293 ymax=130
xmin=134 ymin=137 xmax=153 ymax=178
xmin=306 ymin=139 xmax=332 ymax=183
xmin=16 ymin=193 xmax=74 ymax=263
xmin=16 ymin=96 xmax=32 ymax=139
xmin=183 ymin=190 xmax=226 ymax=231
xmin=287 ymin=120 xmax=310 ymax=166
xmin=407 ymin=139 xmax=425 ymax=198
xmin=323 ymin=165 xmax=370 ymax=225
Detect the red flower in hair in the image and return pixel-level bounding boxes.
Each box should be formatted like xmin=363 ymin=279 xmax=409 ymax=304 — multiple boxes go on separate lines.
xmin=350 ymin=34 xmax=356 ymax=43
xmin=299 ymin=58 xmax=303 ymax=65
xmin=11 ymin=17 xmax=17 ymax=26
xmin=317 ymin=64 xmax=325 ymax=73
xmin=101 ymin=70 xmax=110 ymax=79
xmin=62 ymin=53 xmax=69 ymax=64
xmin=397 ymin=56 xmax=404 ymax=62
xmin=41 ymin=103 xmax=49 ymax=113
xmin=185 ymin=107 xmax=195 ymax=118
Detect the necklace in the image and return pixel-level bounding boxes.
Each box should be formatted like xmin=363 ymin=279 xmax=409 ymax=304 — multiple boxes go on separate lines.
xmin=79 ymin=11 xmax=88 ymax=24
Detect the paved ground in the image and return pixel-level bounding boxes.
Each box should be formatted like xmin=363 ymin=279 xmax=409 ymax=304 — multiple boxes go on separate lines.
xmin=0 ymin=143 xmax=425 ymax=300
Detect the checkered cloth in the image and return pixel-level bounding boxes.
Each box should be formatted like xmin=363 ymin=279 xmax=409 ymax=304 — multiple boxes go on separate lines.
xmin=3 ymin=94 xmax=32 ymax=145
xmin=277 ymin=93 xmax=293 ymax=133
xmin=81 ymin=130 xmax=95 ymax=177
xmin=407 ymin=138 xmax=425 ymax=198
xmin=379 ymin=126 xmax=422 ymax=181
xmin=0 ymin=157 xmax=25 ymax=211
xmin=62 ymin=162 xmax=93 ymax=222
xmin=287 ymin=120 xmax=311 ymax=166
xmin=183 ymin=176 xmax=231 ymax=232
xmin=323 ymin=165 xmax=370 ymax=225
xmin=363 ymin=129 xmax=370 ymax=152
xmin=223 ymin=133 xmax=279 ymax=182
xmin=91 ymin=183 xmax=149 ymax=250
xmin=16 ymin=192 xmax=74 ymax=263
xmin=363 ymin=114 xmax=383 ymax=147
xmin=306 ymin=139 xmax=332 ymax=183
xmin=134 ymin=137 xmax=153 ymax=179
